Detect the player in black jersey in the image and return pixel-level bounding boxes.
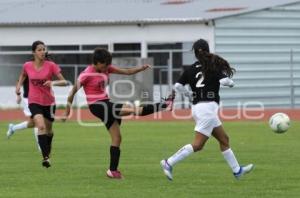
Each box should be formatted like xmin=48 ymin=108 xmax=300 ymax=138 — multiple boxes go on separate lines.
xmin=160 ymin=39 xmax=253 ymax=180
xmin=6 ymin=76 xmax=40 ymax=151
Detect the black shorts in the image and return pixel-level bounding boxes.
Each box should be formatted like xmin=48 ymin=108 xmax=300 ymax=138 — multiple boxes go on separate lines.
xmin=88 ymin=100 xmax=123 ymax=130
xmin=29 ymin=103 xmax=56 ymax=122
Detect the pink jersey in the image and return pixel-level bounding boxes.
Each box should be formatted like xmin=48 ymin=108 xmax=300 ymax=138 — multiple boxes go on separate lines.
xmin=23 ymin=60 xmax=61 ymax=106
xmin=78 ymin=65 xmax=116 ymax=104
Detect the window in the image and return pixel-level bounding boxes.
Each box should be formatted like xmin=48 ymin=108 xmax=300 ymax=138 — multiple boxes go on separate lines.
xmin=114 ymin=43 xmax=141 ymax=51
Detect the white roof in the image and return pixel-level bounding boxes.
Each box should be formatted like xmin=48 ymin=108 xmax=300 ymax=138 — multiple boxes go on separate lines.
xmin=0 ymin=0 xmax=299 ymax=25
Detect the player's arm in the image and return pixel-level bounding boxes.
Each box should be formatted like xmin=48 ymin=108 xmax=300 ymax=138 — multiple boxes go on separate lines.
xmin=219 ymin=77 xmax=234 ymax=88
xmin=44 ymin=73 xmax=69 ymax=87
xmin=173 ymin=68 xmax=192 ymax=98
xmin=14 ymin=80 xmax=22 ymax=104
xmin=111 ymin=64 xmax=151 ymax=75
xmin=63 ymin=81 xmax=82 ymax=121
xmin=16 ymin=70 xmax=27 ymax=96
xmin=174 ymin=83 xmax=193 ymax=98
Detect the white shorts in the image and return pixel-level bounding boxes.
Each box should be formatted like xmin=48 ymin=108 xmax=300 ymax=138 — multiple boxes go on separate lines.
xmin=22 ymin=98 xmax=32 ymax=117
xmin=191 ymin=101 xmax=222 ymax=137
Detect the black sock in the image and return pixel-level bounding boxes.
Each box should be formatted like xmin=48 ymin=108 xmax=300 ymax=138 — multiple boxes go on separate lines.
xmin=110 ymin=146 xmax=120 ymax=171
xmin=38 ymin=135 xmax=49 ymax=159
xmin=47 ymin=133 xmax=54 ymax=155
xmin=141 ymin=103 xmax=166 ymax=116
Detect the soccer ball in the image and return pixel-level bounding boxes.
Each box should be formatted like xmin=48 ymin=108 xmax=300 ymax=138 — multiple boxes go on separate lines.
xmin=269 ymin=113 xmax=290 ymax=133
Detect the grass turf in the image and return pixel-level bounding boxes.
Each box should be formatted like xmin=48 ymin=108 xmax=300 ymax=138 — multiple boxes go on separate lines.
xmin=0 ymin=121 xmax=299 ymax=198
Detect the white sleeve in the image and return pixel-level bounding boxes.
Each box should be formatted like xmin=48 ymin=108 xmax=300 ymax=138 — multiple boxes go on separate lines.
xmin=174 ymin=82 xmax=193 ymax=97
xmin=219 ymin=77 xmax=234 ymax=87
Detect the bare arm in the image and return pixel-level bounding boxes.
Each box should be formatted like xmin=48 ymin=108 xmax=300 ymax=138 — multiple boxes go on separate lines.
xmin=62 ymin=81 xmax=82 ymax=121
xmin=112 ymin=64 xmax=151 ymax=75
xmin=67 ymin=81 xmax=81 ymax=106
xmin=16 ymin=70 xmax=27 ymax=96
xmin=44 ymin=73 xmax=69 ymax=87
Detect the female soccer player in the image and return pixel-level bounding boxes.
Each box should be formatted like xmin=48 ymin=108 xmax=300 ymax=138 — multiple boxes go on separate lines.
xmin=160 ymin=39 xmax=254 ymax=180
xmin=64 ymin=48 xmax=174 ymax=179
xmin=7 ymin=77 xmax=40 ymax=151
xmin=16 ymin=40 xmax=68 ymax=168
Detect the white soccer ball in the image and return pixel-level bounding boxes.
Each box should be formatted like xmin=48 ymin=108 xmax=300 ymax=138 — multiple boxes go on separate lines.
xmin=269 ymin=113 xmax=290 ymax=133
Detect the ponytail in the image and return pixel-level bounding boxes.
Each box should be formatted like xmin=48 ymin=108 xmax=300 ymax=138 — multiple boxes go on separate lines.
xmin=195 ymin=50 xmax=235 ymax=78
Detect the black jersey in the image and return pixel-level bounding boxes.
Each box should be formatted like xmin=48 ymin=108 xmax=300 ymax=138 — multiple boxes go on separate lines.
xmin=23 ymin=76 xmax=29 ymax=98
xmin=177 ymin=61 xmax=227 ymax=104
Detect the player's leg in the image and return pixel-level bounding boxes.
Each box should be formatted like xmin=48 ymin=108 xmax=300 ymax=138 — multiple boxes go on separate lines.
xmin=23 ymin=98 xmax=40 ymax=148
xmin=106 ymin=121 xmax=123 ymax=179
xmin=7 ymin=120 xmax=29 ymax=138
xmin=44 ymin=118 xmax=54 ymax=158
xmin=33 ymin=114 xmax=51 ymax=167
xmin=89 ymin=101 xmax=123 ymax=178
xmin=119 ymin=100 xmax=174 ymax=117
xmin=6 ymin=100 xmax=34 ymax=138
xmin=160 ymin=132 xmax=208 ymax=180
xmin=118 ymin=91 xmax=176 ymax=117
xmin=212 ymin=125 xmax=254 ymax=179
xmin=25 ymin=118 xmax=41 ymax=151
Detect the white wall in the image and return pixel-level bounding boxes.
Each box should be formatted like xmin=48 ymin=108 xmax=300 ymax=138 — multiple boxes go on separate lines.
xmin=0 ymin=23 xmax=214 ymax=50
xmin=0 ymin=22 xmax=214 ymax=109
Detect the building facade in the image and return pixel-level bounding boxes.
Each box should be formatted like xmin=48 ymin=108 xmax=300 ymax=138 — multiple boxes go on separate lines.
xmin=0 ymin=0 xmax=299 ymax=108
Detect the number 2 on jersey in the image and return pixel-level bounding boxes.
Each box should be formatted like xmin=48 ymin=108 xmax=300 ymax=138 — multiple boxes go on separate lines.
xmin=195 ymin=72 xmax=205 ymax=87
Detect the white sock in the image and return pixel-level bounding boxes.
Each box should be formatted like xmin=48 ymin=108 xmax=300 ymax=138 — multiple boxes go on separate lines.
xmin=33 ymin=128 xmax=41 ymax=152
xmin=222 ymin=148 xmax=240 ymax=173
xmin=167 ymin=144 xmax=194 ymax=167
xmin=12 ymin=121 xmax=28 ymax=132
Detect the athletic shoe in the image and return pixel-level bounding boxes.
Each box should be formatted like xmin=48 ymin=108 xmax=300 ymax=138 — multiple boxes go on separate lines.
xmin=234 ymin=164 xmax=254 ymax=179
xmin=106 ymin=169 xmax=123 ymax=179
xmin=42 ymin=158 xmax=51 ymax=168
xmin=162 ymin=90 xmax=176 ymax=111
xmin=160 ymin=159 xmax=173 ymax=181
xmin=6 ymin=123 xmax=15 ymax=139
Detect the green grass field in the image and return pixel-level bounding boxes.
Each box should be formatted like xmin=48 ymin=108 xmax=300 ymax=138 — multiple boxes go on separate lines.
xmin=0 ymin=121 xmax=299 ymax=198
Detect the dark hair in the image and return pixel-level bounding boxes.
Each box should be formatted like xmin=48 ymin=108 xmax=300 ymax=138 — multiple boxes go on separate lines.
xmin=93 ymin=48 xmax=112 ymax=65
xmin=30 ymin=40 xmax=52 ymax=60
xmin=193 ymin=39 xmax=235 ymax=77
xmin=193 ymin=39 xmax=210 ymax=53
xmin=32 ymin=40 xmax=45 ymax=52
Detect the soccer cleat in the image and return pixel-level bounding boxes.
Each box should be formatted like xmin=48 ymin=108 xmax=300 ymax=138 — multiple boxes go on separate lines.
xmin=42 ymin=158 xmax=51 ymax=168
xmin=160 ymin=159 xmax=173 ymax=181
xmin=234 ymin=164 xmax=254 ymax=179
xmin=6 ymin=123 xmax=15 ymax=139
xmin=162 ymin=90 xmax=176 ymax=111
xmin=106 ymin=169 xmax=123 ymax=179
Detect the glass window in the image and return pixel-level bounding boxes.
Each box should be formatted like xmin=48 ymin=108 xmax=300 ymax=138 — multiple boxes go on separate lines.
xmin=50 ymin=53 xmax=92 ymax=65
xmin=0 ymin=54 xmax=31 ymax=64
xmin=82 ymin=45 xmax=108 ymax=51
xmin=114 ymin=43 xmax=140 ymax=51
xmin=148 ymin=52 xmax=169 ymax=66
xmin=0 ymin=46 xmax=31 ymax=51
xmin=148 ymin=43 xmax=182 ymax=50
xmin=47 ymin=45 xmax=79 ymax=51
xmin=112 ymin=53 xmax=141 ymax=58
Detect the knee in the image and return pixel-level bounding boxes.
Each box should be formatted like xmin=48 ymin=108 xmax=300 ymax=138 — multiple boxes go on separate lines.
xmin=192 ymin=144 xmax=203 ymax=152
xmin=37 ymin=125 xmax=46 ymax=132
xmin=27 ymin=120 xmax=34 ymax=128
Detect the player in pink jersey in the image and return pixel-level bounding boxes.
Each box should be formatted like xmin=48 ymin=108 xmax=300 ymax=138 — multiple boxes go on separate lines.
xmin=64 ymin=48 xmax=174 ymax=179
xmin=15 ymin=40 xmax=68 ymax=168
